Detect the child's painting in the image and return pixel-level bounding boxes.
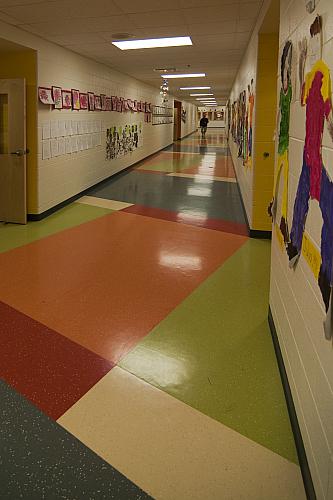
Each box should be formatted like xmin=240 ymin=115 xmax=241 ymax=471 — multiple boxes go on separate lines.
xmin=71 ymin=89 xmax=80 ymax=110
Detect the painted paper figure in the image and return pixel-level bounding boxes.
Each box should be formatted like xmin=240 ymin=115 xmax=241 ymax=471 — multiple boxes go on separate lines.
xmin=88 ymin=92 xmax=95 ymax=111
xmin=286 ymin=17 xmax=333 ymax=338
xmin=62 ymin=90 xmax=72 ymax=109
xmin=269 ymin=40 xmax=293 ymax=244
xmin=71 ymin=89 xmax=80 ymax=110
xmin=244 ymin=79 xmax=255 ymax=167
xmin=52 ymin=87 xmax=63 ymax=109
xmin=38 ymin=87 xmax=54 ymax=105
xmin=79 ymin=93 xmax=88 ymax=110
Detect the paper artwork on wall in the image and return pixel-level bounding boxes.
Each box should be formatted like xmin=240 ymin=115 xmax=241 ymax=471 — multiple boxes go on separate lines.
xmin=88 ymin=92 xmax=95 ymax=111
xmin=181 ymin=107 xmax=187 ymax=123
xmin=269 ymin=40 xmax=293 ymax=248
xmin=79 ymin=93 xmax=88 ymax=110
xmin=94 ymin=95 xmax=102 ymax=110
xmin=101 ymin=94 xmax=107 ymax=111
xmin=106 ymin=123 xmax=143 ymax=160
xmin=62 ymin=90 xmax=72 ymax=109
xmin=38 ymin=87 xmax=54 ymax=105
xmin=105 ymin=97 xmax=112 ymax=111
xmin=71 ymin=89 xmax=80 ymax=110
xmin=52 ymin=86 xmax=62 ymax=109
xmin=272 ymin=16 xmax=333 ymax=338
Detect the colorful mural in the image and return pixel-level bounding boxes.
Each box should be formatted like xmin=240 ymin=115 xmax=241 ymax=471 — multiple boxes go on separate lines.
xmin=106 ymin=123 xmax=143 ymax=160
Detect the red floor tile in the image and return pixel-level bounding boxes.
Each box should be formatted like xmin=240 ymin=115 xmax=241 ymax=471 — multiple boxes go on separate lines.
xmin=0 ymin=301 xmax=113 ymax=419
xmin=122 ymin=204 xmax=248 ymax=236
xmin=0 ymin=212 xmax=247 ymax=364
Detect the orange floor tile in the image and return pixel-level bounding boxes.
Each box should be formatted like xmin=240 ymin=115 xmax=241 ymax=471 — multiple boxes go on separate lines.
xmin=0 ymin=211 xmax=247 ymax=363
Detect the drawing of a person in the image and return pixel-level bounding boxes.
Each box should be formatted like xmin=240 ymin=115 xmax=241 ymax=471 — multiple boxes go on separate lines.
xmin=245 ymin=79 xmax=255 ymax=167
xmin=269 ymin=40 xmax=293 ymax=243
xmin=286 ymin=17 xmax=333 ymax=336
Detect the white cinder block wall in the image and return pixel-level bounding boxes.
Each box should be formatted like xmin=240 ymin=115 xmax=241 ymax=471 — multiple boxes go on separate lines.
xmin=180 ymin=100 xmax=198 ymax=139
xmin=270 ymin=1 xmax=333 ymax=498
xmin=0 ymin=20 xmax=197 ymax=214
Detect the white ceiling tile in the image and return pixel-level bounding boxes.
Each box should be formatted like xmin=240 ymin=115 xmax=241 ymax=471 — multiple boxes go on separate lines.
xmin=114 ymin=0 xmax=182 ymax=13
xmin=0 ymin=0 xmax=122 ymax=23
xmin=237 ymin=18 xmax=257 ymax=32
xmin=187 ymin=21 xmax=237 ymax=36
xmin=0 ymin=10 xmax=22 ymax=24
xmin=46 ymin=33 xmax=108 ymax=46
xmin=128 ymin=10 xmax=186 ymax=28
xmin=239 ymin=2 xmax=262 ymax=19
xmin=0 ymin=0 xmax=45 ymax=5
xmin=183 ymin=5 xmax=238 ymax=24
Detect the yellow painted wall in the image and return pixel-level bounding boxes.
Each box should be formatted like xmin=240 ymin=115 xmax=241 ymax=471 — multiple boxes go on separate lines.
xmin=0 ymin=50 xmax=37 ymax=212
xmin=252 ymin=33 xmax=279 ymax=231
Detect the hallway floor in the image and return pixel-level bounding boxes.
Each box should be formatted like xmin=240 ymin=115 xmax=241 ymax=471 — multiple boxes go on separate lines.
xmin=0 ymin=130 xmax=305 ymax=499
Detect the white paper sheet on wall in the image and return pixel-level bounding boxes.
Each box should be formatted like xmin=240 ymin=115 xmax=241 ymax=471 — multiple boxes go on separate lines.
xmin=58 ymin=137 xmax=66 ymax=156
xmin=97 ymin=133 xmax=102 ymax=146
xmin=42 ymin=139 xmax=51 ymax=159
xmin=65 ymin=137 xmax=72 ymax=154
xmin=50 ymin=138 xmax=59 ymax=157
xmin=78 ymin=121 xmax=84 ymax=135
xmin=65 ymin=120 xmax=71 ymax=136
xmin=71 ymin=136 xmax=78 ymax=152
xmin=87 ymin=135 xmax=93 ymax=149
xmin=51 ymin=121 xmax=59 ymax=139
xmin=59 ymin=121 xmax=66 ymax=137
xmin=71 ymin=121 xmax=78 ymax=136
xmin=42 ymin=121 xmax=51 ymax=140
xmin=82 ymin=121 xmax=88 ymax=135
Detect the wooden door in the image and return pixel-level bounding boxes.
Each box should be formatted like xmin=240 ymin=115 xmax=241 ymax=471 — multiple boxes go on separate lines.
xmin=0 ymin=78 xmax=27 ymax=224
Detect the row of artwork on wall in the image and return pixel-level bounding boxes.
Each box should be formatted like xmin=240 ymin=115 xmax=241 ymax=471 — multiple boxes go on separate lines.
xmin=38 ymin=86 xmax=152 ymax=114
xmin=269 ymin=14 xmax=333 ymax=340
xmin=228 ymin=80 xmax=255 ymax=168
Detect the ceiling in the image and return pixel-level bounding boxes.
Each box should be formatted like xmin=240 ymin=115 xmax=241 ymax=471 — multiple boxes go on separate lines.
xmin=0 ymin=0 xmax=266 ymax=105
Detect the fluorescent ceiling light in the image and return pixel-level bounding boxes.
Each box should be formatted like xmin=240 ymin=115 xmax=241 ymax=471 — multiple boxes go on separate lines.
xmin=180 ymin=86 xmax=211 ymax=90
xmin=113 ymin=36 xmax=192 ymax=50
xmin=163 ymin=73 xmax=205 ymax=78
xmin=190 ymin=93 xmax=214 ymax=96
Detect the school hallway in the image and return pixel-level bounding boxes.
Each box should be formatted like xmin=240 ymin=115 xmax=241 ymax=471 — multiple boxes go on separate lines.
xmin=0 ymin=130 xmax=305 ymax=499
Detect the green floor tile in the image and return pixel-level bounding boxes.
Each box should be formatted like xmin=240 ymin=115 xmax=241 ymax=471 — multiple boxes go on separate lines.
xmin=120 ymin=239 xmax=298 ymax=464
xmin=0 ymin=203 xmax=113 ymax=253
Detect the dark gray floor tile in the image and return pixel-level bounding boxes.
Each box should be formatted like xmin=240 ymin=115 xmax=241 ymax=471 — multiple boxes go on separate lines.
xmin=0 ymin=380 xmax=152 ymax=500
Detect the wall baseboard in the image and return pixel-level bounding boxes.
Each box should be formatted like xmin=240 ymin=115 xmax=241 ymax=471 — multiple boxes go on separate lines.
xmin=268 ymin=307 xmax=316 ymax=500
xmin=28 ymin=142 xmax=174 ymax=221
xmin=249 ymin=229 xmax=272 ymax=239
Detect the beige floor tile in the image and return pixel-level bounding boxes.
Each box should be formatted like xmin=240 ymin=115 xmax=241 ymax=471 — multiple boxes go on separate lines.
xmin=77 ymin=196 xmax=133 ymax=210
xmin=167 ymin=172 xmax=237 ymax=183
xmin=58 ymin=367 xmax=306 ymax=500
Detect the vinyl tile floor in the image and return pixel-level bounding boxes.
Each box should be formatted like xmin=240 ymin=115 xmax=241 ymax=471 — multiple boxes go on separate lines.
xmin=0 ymin=130 xmax=305 ymax=499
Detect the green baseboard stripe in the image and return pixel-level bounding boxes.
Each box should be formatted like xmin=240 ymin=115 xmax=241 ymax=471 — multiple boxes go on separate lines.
xmin=268 ymin=307 xmax=316 ymax=500
xmin=28 ymin=143 xmax=174 ymax=222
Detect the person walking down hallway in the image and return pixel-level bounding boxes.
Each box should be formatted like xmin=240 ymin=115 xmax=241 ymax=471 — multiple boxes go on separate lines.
xmin=200 ymin=114 xmax=209 ymax=137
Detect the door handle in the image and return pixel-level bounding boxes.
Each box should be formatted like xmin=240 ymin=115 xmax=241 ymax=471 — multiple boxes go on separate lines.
xmin=11 ymin=149 xmax=29 ymax=156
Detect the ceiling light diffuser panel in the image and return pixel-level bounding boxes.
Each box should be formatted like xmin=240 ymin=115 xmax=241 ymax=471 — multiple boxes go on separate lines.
xmin=180 ymin=87 xmax=211 ymax=90
xmin=163 ymin=73 xmax=206 ymax=78
xmin=112 ymin=36 xmax=192 ymax=50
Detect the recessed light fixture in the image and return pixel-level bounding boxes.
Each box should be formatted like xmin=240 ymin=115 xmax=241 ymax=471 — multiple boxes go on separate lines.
xmin=163 ymin=73 xmax=205 ymax=78
xmin=190 ymin=93 xmax=214 ymax=96
xmin=180 ymin=87 xmax=211 ymax=90
xmin=196 ymin=98 xmax=215 ymax=100
xmin=112 ymin=36 xmax=192 ymax=50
